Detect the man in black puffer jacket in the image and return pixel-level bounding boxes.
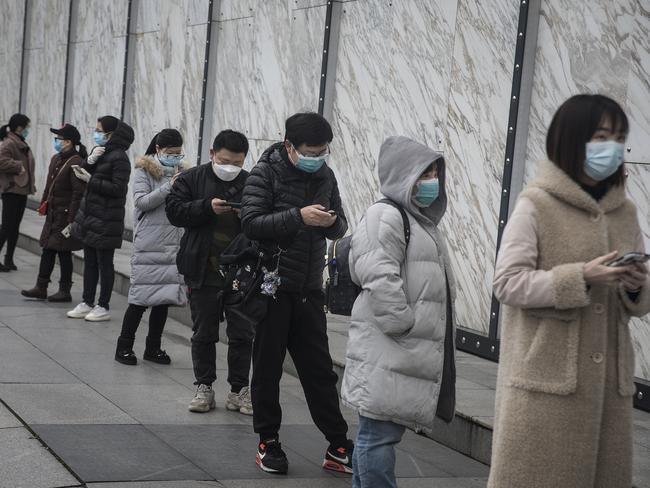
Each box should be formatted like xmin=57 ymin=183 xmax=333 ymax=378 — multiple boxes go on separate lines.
xmin=241 ymin=113 xmax=353 ymax=476
xmin=69 ymin=116 xmax=133 ymax=322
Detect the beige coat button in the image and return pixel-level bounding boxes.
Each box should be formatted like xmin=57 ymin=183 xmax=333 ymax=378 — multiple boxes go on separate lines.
xmin=594 ymin=304 xmax=605 ymax=314
xmin=591 ymin=352 xmax=604 ymax=364
xmin=590 ymin=213 xmax=602 ymax=223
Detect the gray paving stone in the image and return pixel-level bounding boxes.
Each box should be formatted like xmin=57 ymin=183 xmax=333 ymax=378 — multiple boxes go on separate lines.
xmin=635 ymin=445 xmax=650 ymax=488
xmin=32 ymin=424 xmax=211 ymax=482
xmin=0 ymin=402 xmax=21 ymax=429
xmin=0 ymin=426 xmax=79 ymax=488
xmin=218 ymin=479 xmax=349 ymax=488
xmin=86 ymin=483 xmax=223 ymax=488
xmin=0 ymin=384 xmax=136 ymax=424
xmin=397 ymin=478 xmax=487 ymax=488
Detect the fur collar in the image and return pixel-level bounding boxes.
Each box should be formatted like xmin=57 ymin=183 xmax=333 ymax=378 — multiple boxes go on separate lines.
xmin=135 ymin=155 xmax=192 ymax=180
xmin=529 ymin=160 xmax=627 ymax=215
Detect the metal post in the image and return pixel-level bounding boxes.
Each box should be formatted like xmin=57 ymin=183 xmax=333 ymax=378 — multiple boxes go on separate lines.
xmin=120 ymin=0 xmax=135 ymax=121
xmin=18 ymin=0 xmax=31 ymax=113
xmin=62 ymin=0 xmax=76 ymax=123
xmin=196 ymin=0 xmax=216 ymax=166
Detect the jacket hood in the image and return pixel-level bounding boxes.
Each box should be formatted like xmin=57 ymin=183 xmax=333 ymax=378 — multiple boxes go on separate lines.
xmin=530 ymin=160 xmax=627 ymax=215
xmin=136 ymin=155 xmax=192 ymax=180
xmin=378 ymin=136 xmax=446 ymax=225
xmin=106 ymin=121 xmax=134 ymax=151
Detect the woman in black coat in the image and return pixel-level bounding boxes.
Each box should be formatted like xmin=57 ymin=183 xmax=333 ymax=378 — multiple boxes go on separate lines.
xmin=67 ymin=116 xmax=134 ymax=322
xmin=21 ymin=124 xmax=87 ymax=302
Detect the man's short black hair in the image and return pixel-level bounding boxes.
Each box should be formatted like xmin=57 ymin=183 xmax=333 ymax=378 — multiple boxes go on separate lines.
xmin=546 ymin=94 xmax=628 ymax=186
xmin=285 ymin=112 xmax=333 ymax=147
xmin=212 ymin=129 xmax=249 ymax=155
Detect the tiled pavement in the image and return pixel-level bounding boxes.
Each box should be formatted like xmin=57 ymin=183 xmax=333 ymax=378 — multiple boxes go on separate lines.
xmin=0 ymin=247 xmax=489 ymax=488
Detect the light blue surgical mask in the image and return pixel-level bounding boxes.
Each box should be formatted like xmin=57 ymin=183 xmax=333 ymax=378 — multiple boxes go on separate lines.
xmin=293 ymin=147 xmax=329 ymax=173
xmin=158 ymin=153 xmax=183 ymax=167
xmin=94 ymin=131 xmax=108 ymax=146
xmin=22 ymin=128 xmax=30 ymax=140
xmin=414 ymin=178 xmax=440 ymax=207
xmin=53 ymin=138 xmax=63 ymax=153
xmin=584 ymin=141 xmax=625 ymax=181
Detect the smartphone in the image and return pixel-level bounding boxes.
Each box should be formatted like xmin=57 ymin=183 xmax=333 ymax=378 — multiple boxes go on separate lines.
xmin=607 ymin=252 xmax=650 ymax=267
xmin=328 ymin=210 xmax=336 ymax=215
xmin=223 ymin=201 xmax=242 ymax=209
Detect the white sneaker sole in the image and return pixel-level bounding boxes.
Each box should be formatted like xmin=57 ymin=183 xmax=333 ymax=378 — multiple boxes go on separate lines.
xmin=67 ymin=311 xmax=90 ymax=319
xmin=85 ymin=314 xmax=111 ymax=322
xmin=188 ymin=400 xmax=216 ymax=413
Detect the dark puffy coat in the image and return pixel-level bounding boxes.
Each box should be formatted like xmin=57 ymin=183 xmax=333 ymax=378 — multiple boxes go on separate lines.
xmin=240 ymin=142 xmax=348 ymax=292
xmin=39 ymin=151 xmax=85 ymax=251
xmin=72 ymin=122 xmax=134 ymax=249
xmin=165 ymin=162 xmax=248 ymax=289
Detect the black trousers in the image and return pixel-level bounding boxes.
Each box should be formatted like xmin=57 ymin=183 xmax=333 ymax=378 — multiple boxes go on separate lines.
xmin=189 ymin=286 xmax=254 ymax=390
xmin=39 ymin=249 xmax=73 ymax=283
xmin=251 ymin=290 xmax=348 ymax=446
xmin=0 ymin=193 xmax=27 ymax=261
xmin=118 ymin=304 xmax=169 ymax=351
xmin=82 ymin=246 xmax=115 ymax=309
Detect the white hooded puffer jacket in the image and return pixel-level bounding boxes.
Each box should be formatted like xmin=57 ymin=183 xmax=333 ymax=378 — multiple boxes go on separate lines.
xmin=341 ymin=136 xmax=456 ymax=434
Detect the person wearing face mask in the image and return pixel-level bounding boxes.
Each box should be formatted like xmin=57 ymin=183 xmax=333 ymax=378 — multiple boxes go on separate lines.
xmin=114 ymin=129 xmax=189 ymax=366
xmin=165 ymin=130 xmax=254 ymax=415
xmin=341 ymin=136 xmax=456 ymax=488
xmin=240 ymin=113 xmax=353 ymax=475
xmin=67 ymin=117 xmax=134 ymax=322
xmin=487 ymin=94 xmax=650 ymax=487
xmin=21 ymin=124 xmax=87 ymax=301
xmin=0 ymin=113 xmax=36 ymax=272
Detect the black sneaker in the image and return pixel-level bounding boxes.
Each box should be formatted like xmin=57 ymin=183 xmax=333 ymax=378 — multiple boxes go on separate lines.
xmin=256 ymin=439 xmax=289 ymax=474
xmin=115 ymin=349 xmax=137 ymax=366
xmin=143 ymin=349 xmax=171 ymax=365
xmin=323 ymin=439 xmax=354 ymax=474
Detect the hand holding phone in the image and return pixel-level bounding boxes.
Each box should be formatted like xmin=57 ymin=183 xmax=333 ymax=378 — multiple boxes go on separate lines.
xmin=223 ymin=201 xmax=242 ymax=209
xmin=607 ymin=252 xmax=650 ymax=267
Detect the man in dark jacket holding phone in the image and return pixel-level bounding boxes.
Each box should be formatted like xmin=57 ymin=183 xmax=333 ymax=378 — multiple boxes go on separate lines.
xmin=240 ymin=113 xmax=353 ymax=475
xmin=165 ymin=130 xmax=254 ymax=416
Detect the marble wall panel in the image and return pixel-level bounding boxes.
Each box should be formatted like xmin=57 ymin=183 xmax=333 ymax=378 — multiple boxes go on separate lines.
xmin=208 ymin=0 xmax=324 ymax=156
xmin=0 ymin=0 xmax=25 ymax=121
xmin=65 ymin=0 xmax=128 ymax=145
xmin=126 ymin=0 xmax=209 ymax=227
xmin=440 ymin=0 xmax=519 ymax=333
xmin=21 ymin=0 xmax=70 ymax=199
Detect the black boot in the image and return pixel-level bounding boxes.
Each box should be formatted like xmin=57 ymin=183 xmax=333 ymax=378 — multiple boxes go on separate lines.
xmin=21 ymin=278 xmax=49 ymax=300
xmin=4 ymin=256 xmax=17 ymax=271
xmin=115 ymin=337 xmax=137 ymax=366
xmin=48 ymin=282 xmax=73 ymax=302
xmin=144 ymin=337 xmax=171 ymax=365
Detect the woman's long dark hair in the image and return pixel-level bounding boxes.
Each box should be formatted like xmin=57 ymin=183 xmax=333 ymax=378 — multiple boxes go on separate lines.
xmin=0 ymin=113 xmax=30 ymax=140
xmin=144 ymin=129 xmax=183 ymax=156
xmin=97 ymin=115 xmax=119 ymax=133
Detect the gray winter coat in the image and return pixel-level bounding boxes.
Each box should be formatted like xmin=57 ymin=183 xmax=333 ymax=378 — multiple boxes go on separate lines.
xmin=341 ymin=136 xmax=457 ymax=434
xmin=128 ymin=156 xmax=187 ymax=307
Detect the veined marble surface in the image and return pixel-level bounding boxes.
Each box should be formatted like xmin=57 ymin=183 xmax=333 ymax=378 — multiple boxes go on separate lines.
xmin=22 ymin=0 xmax=70 ymax=198
xmin=328 ymin=0 xmax=518 ymax=333
xmin=0 ymin=0 xmax=25 ymax=121
xmin=65 ymin=0 xmax=128 ymax=147
xmin=208 ymin=1 xmax=324 ymax=142
xmin=126 ymin=0 xmax=210 ymax=228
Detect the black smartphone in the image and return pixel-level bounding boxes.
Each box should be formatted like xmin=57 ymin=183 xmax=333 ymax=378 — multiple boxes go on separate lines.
xmin=607 ymin=252 xmax=650 ymax=267
xmin=223 ymin=201 xmax=242 ymax=209
xmin=328 ymin=210 xmax=336 ymax=215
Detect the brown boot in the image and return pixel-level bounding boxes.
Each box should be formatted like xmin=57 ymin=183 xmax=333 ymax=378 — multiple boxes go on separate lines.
xmin=21 ymin=278 xmax=49 ymax=300
xmin=48 ymin=282 xmax=72 ymax=303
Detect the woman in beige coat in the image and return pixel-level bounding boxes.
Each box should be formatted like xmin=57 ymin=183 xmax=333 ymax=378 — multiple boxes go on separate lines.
xmin=488 ymin=94 xmax=650 ymax=488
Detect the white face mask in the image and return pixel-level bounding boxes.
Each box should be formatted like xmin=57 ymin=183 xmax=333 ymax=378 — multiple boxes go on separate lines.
xmin=212 ymin=161 xmax=242 ymax=182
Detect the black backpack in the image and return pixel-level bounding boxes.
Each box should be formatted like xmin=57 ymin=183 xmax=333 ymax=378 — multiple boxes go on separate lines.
xmin=325 ymin=199 xmax=411 ymax=316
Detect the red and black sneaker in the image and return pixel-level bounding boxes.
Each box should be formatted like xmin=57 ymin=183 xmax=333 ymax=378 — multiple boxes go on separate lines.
xmin=323 ymin=439 xmax=354 ymax=474
xmin=256 ymin=439 xmax=289 ymax=474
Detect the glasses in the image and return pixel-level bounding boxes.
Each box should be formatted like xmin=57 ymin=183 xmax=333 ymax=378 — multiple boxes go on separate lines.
xmin=293 ymin=145 xmax=330 ymax=158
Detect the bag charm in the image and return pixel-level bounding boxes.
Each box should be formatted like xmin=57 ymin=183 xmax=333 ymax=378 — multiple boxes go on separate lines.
xmin=260 ymin=248 xmax=285 ymax=298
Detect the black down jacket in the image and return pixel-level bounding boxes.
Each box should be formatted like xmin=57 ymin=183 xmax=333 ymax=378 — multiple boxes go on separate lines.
xmin=165 ymin=162 xmax=248 ymax=289
xmin=72 ymin=122 xmax=134 ymax=249
xmin=240 ymin=142 xmax=348 ymax=292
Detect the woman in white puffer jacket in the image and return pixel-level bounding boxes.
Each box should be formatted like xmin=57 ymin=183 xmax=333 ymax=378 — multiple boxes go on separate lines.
xmin=342 ymin=136 xmax=457 ymax=488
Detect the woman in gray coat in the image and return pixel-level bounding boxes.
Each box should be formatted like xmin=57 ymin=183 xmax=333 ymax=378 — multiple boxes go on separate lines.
xmin=342 ymin=136 xmax=457 ymax=488
xmin=115 ymin=129 xmax=187 ymax=366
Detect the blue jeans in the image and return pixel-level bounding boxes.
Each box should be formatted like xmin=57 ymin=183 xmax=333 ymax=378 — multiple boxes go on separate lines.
xmin=352 ymin=415 xmax=406 ymax=488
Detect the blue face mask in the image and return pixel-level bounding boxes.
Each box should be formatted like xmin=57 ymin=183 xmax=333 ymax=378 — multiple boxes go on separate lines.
xmin=53 ymin=138 xmax=64 ymax=153
xmin=584 ymin=141 xmax=625 ymax=181
xmin=293 ymin=147 xmax=329 ymax=173
xmin=22 ymin=128 xmax=30 ymax=140
xmin=414 ymin=178 xmax=440 ymax=207
xmin=94 ymin=131 xmax=108 ymax=146
xmin=158 ymin=153 xmax=183 ymax=167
